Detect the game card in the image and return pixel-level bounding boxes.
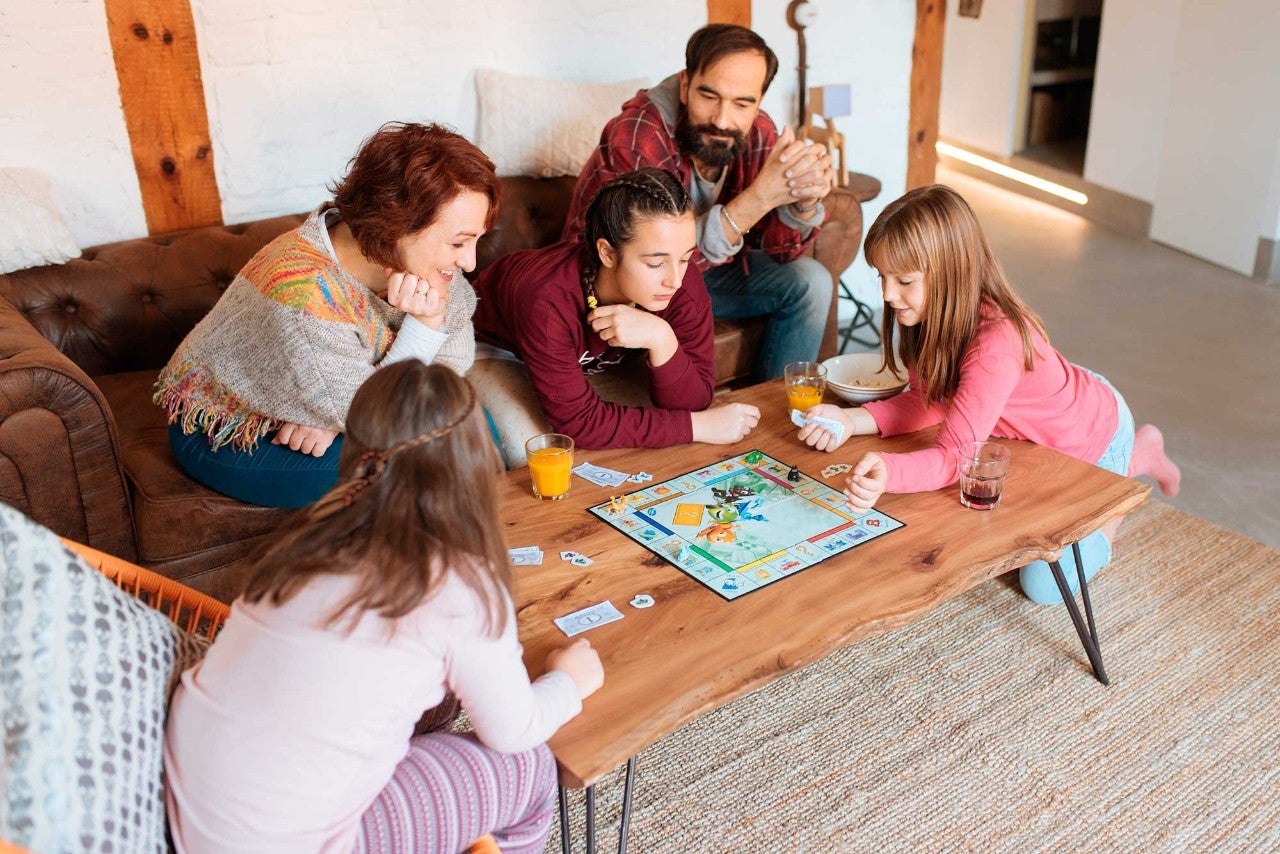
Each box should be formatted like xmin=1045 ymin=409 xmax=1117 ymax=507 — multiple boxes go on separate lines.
xmin=790 ymin=408 xmax=846 ymax=444
xmin=673 ymin=502 xmax=704 ymax=526
xmin=554 ymin=601 xmax=624 ymax=637
xmin=572 ymin=462 xmax=629 ymax=487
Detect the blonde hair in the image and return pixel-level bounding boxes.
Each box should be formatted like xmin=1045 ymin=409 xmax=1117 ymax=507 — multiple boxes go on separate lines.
xmin=242 ymin=361 xmax=511 ymax=635
xmin=864 ymin=184 xmax=1047 ymax=406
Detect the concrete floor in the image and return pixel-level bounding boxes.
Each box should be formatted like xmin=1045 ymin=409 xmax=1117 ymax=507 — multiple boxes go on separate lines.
xmin=839 ymin=166 xmax=1280 ymax=548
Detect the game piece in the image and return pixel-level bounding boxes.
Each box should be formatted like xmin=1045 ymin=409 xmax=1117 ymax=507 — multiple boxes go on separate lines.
xmin=629 ymin=594 xmax=654 ymax=609
xmin=787 ymin=465 xmax=801 ymax=482
xmin=821 ymin=463 xmax=852 ymax=479
xmin=607 ymin=495 xmax=628 ymax=515
xmin=554 ymin=601 xmax=624 ymax=637
xmin=588 ymin=451 xmax=904 ymax=601
xmin=744 ymin=450 xmax=763 ymax=465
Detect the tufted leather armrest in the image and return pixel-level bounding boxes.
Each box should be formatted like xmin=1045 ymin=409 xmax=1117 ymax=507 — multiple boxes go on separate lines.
xmin=0 ymin=296 xmax=136 ymax=559
xmin=0 ymin=215 xmax=305 ymax=377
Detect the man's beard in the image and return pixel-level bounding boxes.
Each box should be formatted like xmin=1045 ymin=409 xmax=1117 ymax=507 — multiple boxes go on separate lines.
xmin=676 ymin=120 xmax=746 ymax=169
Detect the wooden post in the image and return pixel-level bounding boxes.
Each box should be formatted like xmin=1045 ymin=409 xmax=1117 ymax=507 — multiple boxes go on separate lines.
xmin=708 ymin=0 xmax=751 ymax=27
xmin=907 ymin=0 xmax=946 ymax=189
xmin=106 ymin=0 xmax=222 ymax=234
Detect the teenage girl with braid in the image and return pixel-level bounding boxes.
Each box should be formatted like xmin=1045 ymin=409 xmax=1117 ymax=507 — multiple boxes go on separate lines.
xmin=796 ymin=185 xmax=1180 ymax=606
xmin=164 ymin=360 xmax=603 ymax=854
xmin=471 ymin=167 xmax=760 ymax=451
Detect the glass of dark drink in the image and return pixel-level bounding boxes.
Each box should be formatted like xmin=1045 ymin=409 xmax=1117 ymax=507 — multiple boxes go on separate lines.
xmin=957 ymin=441 xmax=1012 ymax=510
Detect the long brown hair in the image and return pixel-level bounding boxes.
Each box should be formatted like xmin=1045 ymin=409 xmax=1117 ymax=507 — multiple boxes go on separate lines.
xmin=242 ymin=361 xmax=511 ymax=634
xmin=864 ymin=184 xmax=1047 ymax=406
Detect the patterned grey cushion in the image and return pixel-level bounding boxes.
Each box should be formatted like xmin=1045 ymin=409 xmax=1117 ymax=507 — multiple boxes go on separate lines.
xmin=0 ymin=505 xmax=209 ymax=853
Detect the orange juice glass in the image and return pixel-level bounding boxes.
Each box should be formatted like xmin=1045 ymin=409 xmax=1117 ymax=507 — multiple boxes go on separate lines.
xmin=524 ymin=433 xmax=574 ymax=500
xmin=784 ymin=361 xmax=828 ymax=413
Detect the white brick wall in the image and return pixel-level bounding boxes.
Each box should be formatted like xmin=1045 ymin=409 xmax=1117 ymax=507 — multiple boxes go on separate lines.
xmin=0 ymin=0 xmax=146 ymax=248
xmin=1 ymin=0 xmax=913 ymax=267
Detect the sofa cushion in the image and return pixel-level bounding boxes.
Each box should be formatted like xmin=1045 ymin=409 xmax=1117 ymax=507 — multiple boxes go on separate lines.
xmin=92 ymin=370 xmax=290 ymax=568
xmin=476 ymin=69 xmax=646 ymax=178
xmin=0 ymin=504 xmax=209 ymax=853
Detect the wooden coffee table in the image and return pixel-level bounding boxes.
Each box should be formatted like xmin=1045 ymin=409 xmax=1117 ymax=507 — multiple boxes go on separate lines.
xmin=500 ymin=381 xmax=1149 ymax=852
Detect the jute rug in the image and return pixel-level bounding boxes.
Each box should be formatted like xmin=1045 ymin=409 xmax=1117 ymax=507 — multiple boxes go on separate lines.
xmin=548 ymin=500 xmax=1280 ymax=852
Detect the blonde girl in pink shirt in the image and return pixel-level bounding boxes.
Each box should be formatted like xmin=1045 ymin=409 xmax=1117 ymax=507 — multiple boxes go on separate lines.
xmin=164 ymin=360 xmax=603 ymax=853
xmin=796 ymin=184 xmax=1179 ymax=605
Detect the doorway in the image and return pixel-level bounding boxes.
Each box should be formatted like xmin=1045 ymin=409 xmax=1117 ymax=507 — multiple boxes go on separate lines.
xmin=1017 ymin=0 xmax=1102 ymax=174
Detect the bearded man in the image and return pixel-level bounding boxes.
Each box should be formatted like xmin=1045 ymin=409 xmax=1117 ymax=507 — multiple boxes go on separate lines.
xmin=563 ymin=24 xmax=835 ymax=381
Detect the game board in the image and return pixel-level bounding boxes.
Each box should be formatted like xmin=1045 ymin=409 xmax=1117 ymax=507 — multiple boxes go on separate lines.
xmin=588 ymin=450 xmax=905 ymax=600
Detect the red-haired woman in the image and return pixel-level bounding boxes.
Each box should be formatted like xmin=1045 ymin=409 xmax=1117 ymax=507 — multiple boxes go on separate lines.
xmin=156 ymin=122 xmax=500 ymax=508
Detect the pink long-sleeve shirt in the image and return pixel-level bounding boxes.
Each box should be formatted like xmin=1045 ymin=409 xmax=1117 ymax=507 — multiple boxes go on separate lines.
xmin=163 ymin=570 xmax=580 ymax=854
xmin=861 ymin=311 xmax=1118 ymax=494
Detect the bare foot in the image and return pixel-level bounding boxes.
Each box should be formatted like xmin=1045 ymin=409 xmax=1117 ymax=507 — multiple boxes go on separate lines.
xmin=1128 ymin=424 xmax=1181 ymax=496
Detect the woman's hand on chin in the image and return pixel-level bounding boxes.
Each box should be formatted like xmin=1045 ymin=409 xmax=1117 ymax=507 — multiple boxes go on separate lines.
xmin=384 ymin=269 xmax=449 ymax=330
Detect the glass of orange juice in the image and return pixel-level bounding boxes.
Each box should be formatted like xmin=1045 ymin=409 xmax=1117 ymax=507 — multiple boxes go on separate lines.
xmin=784 ymin=361 xmax=827 ymax=413
xmin=524 ymin=433 xmax=574 ymax=500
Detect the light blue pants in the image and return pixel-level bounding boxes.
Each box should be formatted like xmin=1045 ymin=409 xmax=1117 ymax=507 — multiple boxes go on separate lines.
xmin=1018 ymin=375 xmax=1135 ymax=605
xmin=702 ymin=250 xmax=831 ymax=381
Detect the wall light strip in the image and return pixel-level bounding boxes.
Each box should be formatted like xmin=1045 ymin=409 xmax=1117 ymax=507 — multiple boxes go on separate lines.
xmin=936 ymin=141 xmax=1089 ymax=205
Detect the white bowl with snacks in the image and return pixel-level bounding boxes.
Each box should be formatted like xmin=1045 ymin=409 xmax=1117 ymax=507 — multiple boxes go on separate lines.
xmin=821 ymin=353 xmax=908 ymax=404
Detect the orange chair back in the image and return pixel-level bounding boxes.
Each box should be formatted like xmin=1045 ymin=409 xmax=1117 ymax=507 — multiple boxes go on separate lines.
xmin=60 ymin=539 xmax=230 ymax=640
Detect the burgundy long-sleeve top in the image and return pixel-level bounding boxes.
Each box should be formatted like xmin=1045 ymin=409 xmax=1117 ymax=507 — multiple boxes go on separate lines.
xmin=471 ymin=240 xmax=716 ymax=449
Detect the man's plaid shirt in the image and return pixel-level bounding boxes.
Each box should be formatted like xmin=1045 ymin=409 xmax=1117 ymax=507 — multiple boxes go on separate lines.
xmin=562 ymin=82 xmax=824 ymax=271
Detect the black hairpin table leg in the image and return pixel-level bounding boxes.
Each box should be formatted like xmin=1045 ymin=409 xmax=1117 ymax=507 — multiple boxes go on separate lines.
xmin=1048 ymin=540 xmax=1110 ymax=685
xmin=557 ymin=756 xmax=638 ymax=854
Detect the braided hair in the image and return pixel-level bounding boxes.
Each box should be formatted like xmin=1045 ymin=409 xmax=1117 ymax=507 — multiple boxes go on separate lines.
xmin=579 ymin=167 xmax=692 ymax=308
xmin=242 ymin=361 xmax=511 ymax=635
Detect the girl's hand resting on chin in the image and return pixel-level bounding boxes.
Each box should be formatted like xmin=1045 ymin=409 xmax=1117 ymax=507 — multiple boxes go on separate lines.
xmin=843 ymin=452 xmax=888 ymax=513
xmin=796 ymin=404 xmax=856 ymax=452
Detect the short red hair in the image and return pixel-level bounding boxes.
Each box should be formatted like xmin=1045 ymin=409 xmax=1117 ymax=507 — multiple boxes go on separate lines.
xmin=331 ymin=122 xmax=501 ymax=269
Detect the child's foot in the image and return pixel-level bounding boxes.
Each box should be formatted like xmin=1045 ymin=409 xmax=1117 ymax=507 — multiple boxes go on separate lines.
xmin=1129 ymin=424 xmax=1181 ymax=496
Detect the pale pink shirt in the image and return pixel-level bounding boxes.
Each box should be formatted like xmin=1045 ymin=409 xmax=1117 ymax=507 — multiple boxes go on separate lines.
xmin=164 ymin=570 xmax=580 ymax=854
xmin=861 ymin=312 xmax=1118 ymax=493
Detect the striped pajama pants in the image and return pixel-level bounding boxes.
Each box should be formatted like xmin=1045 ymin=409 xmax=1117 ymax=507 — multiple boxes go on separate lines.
xmin=355 ymin=732 xmax=557 ymax=854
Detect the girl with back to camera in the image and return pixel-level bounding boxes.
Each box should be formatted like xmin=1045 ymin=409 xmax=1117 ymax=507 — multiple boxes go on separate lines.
xmin=164 ymin=360 xmax=603 ymax=853
xmin=471 ymin=167 xmax=760 ymax=457
xmin=796 ymin=184 xmax=1180 ymax=605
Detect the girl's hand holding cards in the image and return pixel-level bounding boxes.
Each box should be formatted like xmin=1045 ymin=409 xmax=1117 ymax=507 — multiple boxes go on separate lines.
xmin=797 ymin=404 xmax=854 ymax=451
xmin=843 ymin=452 xmax=888 ymax=513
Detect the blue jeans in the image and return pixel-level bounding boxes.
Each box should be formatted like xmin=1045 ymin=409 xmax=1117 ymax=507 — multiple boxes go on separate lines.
xmin=169 ymin=409 xmax=510 ymax=509
xmin=1018 ymin=374 xmax=1136 ymax=605
xmin=702 ymin=251 xmax=831 ymax=381
xmin=169 ymin=424 xmax=343 ymax=509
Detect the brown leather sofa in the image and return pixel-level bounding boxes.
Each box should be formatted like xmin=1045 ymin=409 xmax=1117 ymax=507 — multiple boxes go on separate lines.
xmin=0 ymin=177 xmax=862 ymax=601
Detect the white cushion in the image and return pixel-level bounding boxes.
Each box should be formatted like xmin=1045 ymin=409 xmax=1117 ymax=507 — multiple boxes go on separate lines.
xmin=0 ymin=505 xmax=209 ymax=853
xmin=0 ymin=169 xmax=81 ymax=274
xmin=475 ymin=69 xmax=647 ymax=178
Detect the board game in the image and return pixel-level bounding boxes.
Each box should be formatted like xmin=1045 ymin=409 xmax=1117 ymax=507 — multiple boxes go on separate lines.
xmin=588 ymin=450 xmax=905 ymax=600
